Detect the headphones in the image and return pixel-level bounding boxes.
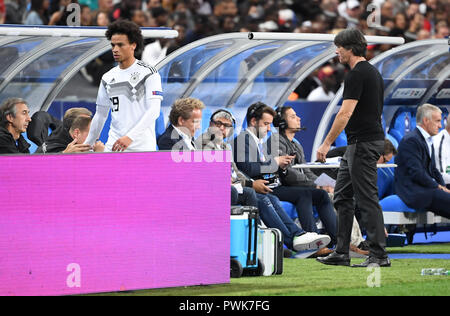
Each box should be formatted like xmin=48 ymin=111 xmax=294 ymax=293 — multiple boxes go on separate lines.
xmin=246 ymin=101 xmax=266 ymax=125
xmin=273 ymin=106 xmax=287 ymax=130
xmin=210 ymin=109 xmax=236 ymax=127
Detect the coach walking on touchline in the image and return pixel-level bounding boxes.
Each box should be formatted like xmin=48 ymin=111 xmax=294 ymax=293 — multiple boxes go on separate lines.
xmin=85 ymin=20 xmax=163 ymax=152
xmin=316 ymin=29 xmax=390 ymax=268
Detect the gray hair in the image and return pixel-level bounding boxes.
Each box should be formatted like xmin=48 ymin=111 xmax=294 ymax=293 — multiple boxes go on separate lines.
xmin=0 ymin=98 xmax=28 ymax=127
xmin=416 ymin=103 xmax=441 ymax=125
xmin=0 ymin=98 xmax=27 ymax=118
xmin=211 ymin=110 xmax=234 ymax=124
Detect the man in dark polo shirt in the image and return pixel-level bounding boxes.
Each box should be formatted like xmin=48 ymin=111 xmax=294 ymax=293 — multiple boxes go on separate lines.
xmin=0 ymin=98 xmax=31 ymax=154
xmin=316 ymin=29 xmax=390 ymax=268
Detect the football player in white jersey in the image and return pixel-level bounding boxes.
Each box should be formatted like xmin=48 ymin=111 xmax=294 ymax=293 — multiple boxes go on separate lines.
xmin=85 ymin=20 xmax=163 ymax=152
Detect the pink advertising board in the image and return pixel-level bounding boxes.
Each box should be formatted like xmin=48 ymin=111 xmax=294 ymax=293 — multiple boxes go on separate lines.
xmin=0 ymin=151 xmax=231 ymax=296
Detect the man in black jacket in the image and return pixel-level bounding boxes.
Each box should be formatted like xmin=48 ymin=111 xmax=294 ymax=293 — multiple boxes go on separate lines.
xmin=0 ymin=98 xmax=31 ymax=154
xmin=36 ymin=108 xmax=104 ymax=154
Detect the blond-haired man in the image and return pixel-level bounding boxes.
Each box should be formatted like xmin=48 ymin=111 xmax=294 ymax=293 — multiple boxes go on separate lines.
xmin=157 ymin=97 xmax=205 ymax=150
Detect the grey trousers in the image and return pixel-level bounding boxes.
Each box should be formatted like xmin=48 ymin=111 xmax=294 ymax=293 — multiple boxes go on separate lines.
xmin=333 ymin=140 xmax=387 ymax=258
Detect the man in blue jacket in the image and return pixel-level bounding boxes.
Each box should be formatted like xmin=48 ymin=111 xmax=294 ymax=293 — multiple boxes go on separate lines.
xmin=395 ymin=103 xmax=450 ymax=218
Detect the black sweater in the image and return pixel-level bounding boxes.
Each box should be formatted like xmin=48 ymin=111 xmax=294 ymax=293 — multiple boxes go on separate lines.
xmin=0 ymin=127 xmax=30 ymax=154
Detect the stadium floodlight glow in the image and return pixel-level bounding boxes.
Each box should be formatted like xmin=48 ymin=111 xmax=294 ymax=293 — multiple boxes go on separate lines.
xmin=248 ymin=32 xmax=405 ymax=46
xmin=0 ymin=24 xmax=178 ymax=39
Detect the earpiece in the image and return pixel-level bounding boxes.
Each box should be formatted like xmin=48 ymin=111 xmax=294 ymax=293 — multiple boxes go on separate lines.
xmin=210 ymin=109 xmax=236 ymax=127
xmin=273 ymin=106 xmax=287 ymax=130
xmin=246 ymin=102 xmax=266 ymax=124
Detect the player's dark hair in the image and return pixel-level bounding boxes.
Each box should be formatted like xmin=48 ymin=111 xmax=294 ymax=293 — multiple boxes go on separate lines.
xmin=106 ymin=20 xmax=144 ymax=56
xmin=334 ymin=28 xmax=367 ymax=57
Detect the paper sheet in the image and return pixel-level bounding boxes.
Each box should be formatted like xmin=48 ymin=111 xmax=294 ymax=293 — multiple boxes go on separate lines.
xmin=314 ymin=173 xmax=336 ymax=188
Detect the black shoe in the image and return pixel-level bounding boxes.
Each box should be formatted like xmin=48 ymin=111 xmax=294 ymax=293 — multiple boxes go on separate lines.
xmin=283 ymin=248 xmax=293 ymax=258
xmin=316 ymin=251 xmax=350 ymax=266
xmin=352 ymin=256 xmax=391 ymax=268
xmin=358 ymin=240 xmax=370 ymax=251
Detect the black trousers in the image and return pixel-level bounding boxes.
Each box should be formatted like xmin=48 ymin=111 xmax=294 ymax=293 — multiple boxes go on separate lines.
xmin=334 ymin=140 xmax=387 ymax=258
xmin=272 ymin=186 xmax=337 ymax=245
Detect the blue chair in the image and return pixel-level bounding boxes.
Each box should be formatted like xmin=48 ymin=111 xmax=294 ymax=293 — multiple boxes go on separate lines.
xmin=379 ymin=195 xmax=417 ymax=212
xmin=385 ymin=133 xmax=398 ymax=149
xmin=327 ymin=113 xmax=347 ymax=147
xmin=377 ymin=168 xmax=395 ymax=200
xmin=334 ymin=130 xmax=347 ymax=147
xmin=388 ymin=108 xmax=415 ymax=144
xmin=440 ymin=107 xmax=448 ymax=131
xmin=280 ymin=201 xmax=297 ymax=220
xmin=200 ymin=107 xmax=212 ymax=134
xmin=23 ymin=132 xmax=38 ymax=153
xmin=155 ymin=109 xmax=165 ymax=140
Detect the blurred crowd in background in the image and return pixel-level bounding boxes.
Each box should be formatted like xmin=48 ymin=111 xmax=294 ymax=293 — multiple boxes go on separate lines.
xmin=0 ymin=0 xmax=448 ymax=99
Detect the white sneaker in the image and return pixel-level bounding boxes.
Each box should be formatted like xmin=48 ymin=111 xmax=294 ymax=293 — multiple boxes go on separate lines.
xmin=293 ymin=232 xmax=331 ymax=252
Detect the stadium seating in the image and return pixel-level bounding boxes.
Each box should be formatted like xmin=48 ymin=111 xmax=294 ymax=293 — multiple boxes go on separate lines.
xmin=380 ymin=194 xmax=417 ymax=213
xmin=23 ymin=132 xmax=38 ymax=154
xmin=385 ymin=133 xmax=398 ymax=149
xmin=377 ymin=167 xmax=395 ymax=199
xmin=280 ymin=201 xmax=297 ymax=220
xmin=388 ymin=107 xmax=415 ymax=144
xmin=334 ymin=130 xmax=347 ymax=147
xmin=155 ymin=109 xmax=166 ymax=140
xmin=380 ymin=194 xmax=450 ymax=226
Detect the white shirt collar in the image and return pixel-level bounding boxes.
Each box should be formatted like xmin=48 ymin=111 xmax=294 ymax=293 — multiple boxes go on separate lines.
xmin=417 ymin=125 xmax=433 ymax=156
xmin=246 ymin=128 xmax=263 ymax=146
xmin=173 ymin=126 xmax=195 ymax=150
xmin=417 ymin=125 xmax=433 ymax=142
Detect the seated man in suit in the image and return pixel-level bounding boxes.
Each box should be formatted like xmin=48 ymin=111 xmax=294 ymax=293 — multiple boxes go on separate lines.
xmin=233 ymin=102 xmax=334 ymax=250
xmin=433 ymin=115 xmax=450 ymax=189
xmin=197 ymin=109 xmax=331 ymax=252
xmin=395 ymin=103 xmax=450 ymax=218
xmin=157 ymin=97 xmax=204 ymax=150
xmin=36 ymin=108 xmax=104 ymax=154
